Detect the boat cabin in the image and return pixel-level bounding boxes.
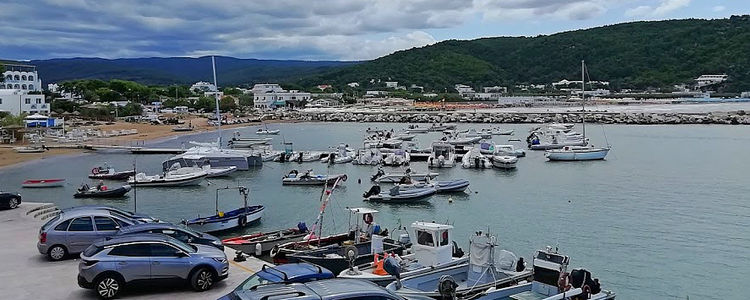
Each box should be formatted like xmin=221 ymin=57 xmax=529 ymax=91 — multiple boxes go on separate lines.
xmin=531 ymin=246 xmax=571 ymax=296
xmin=411 ymin=222 xmax=454 ymax=267
xmin=347 ymin=207 xmax=380 ymax=244
xmin=431 ymin=142 xmax=455 ymax=157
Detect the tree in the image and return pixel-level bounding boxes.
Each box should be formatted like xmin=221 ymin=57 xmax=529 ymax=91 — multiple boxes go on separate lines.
xmin=0 ymin=65 xmax=4 ymax=82
xmin=192 ymin=96 xmax=215 ymax=112
xmin=94 ymin=88 xmax=122 ymax=102
xmin=219 ymin=96 xmax=237 ymax=112
xmin=118 ymin=102 xmax=143 ymax=116
xmin=238 ymin=94 xmax=253 ymax=107
xmin=222 ymin=87 xmax=242 ymax=95
xmin=0 ymin=113 xmax=25 ymax=127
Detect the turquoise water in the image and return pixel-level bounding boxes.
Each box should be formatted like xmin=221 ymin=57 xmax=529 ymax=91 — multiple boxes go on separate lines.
xmin=2 ymin=122 xmax=749 ymax=299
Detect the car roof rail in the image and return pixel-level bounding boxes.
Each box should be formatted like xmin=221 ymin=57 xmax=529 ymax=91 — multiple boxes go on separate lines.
xmin=260 ymin=291 xmax=305 ymax=300
xmin=261 ymin=264 xmax=289 ymax=281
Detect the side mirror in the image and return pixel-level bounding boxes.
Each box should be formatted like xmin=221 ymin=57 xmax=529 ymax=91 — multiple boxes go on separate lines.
xmin=187 ymin=237 xmax=193 ymax=243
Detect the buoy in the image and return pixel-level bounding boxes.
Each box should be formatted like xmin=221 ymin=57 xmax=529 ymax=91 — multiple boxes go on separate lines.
xmin=448 ymin=197 xmax=453 ymax=203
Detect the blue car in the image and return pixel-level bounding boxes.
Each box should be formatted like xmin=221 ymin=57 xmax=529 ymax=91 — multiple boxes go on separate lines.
xmin=219 ymin=263 xmax=334 ymax=300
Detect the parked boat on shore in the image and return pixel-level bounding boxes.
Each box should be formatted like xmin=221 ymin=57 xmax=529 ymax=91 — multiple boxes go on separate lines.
xmin=14 ymin=146 xmax=47 ymax=153
xmin=22 ymin=179 xmax=65 ymax=188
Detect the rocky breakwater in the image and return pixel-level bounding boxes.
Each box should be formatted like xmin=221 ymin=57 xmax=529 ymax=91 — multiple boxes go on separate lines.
xmin=269 ymin=110 xmax=750 ymax=125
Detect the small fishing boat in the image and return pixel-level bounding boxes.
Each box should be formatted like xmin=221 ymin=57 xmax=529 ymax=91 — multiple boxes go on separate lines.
xmin=222 ymin=223 xmax=310 ymax=255
xmin=471 ymin=246 xmax=616 ymax=300
xmin=127 ymin=167 xmax=207 ymax=187
xmin=172 ymin=125 xmax=194 ymax=132
xmin=256 ymin=129 xmax=280 ymax=135
xmin=228 ymin=136 xmax=273 ymax=148
xmin=74 ymin=184 xmax=131 ymax=198
xmin=88 ymin=164 xmax=136 ymax=180
xmin=290 ymin=151 xmax=321 ymax=163
xmin=405 ymin=125 xmax=428 ymax=134
xmin=546 ymin=145 xmax=610 ymax=161
xmin=483 ymin=127 xmax=514 ymax=135
xmin=428 ymin=123 xmax=456 ymax=132
xmin=353 ymin=148 xmax=383 ymax=165
xmin=494 ymin=144 xmax=526 ymax=157
xmin=397 ymin=179 xmax=470 ymax=193
xmin=492 ymin=155 xmax=519 ymax=169
xmin=479 ymin=141 xmax=495 ymax=155
xmin=427 ymin=142 xmax=456 ymax=168
xmin=461 ymin=147 xmax=492 ymax=169
xmin=282 ymin=169 xmax=347 ymax=185
xmin=14 ymin=146 xmax=47 ymax=153
xmin=464 ymin=129 xmax=492 ymax=139
xmin=383 ymin=150 xmax=410 ymax=167
xmin=370 ymin=169 xmax=438 ymax=183
xmin=363 ymin=185 xmax=437 ymax=203
xmin=386 ymin=231 xmax=532 ymax=299
xmin=393 ymin=133 xmax=416 ymax=141
xmin=203 ymin=165 xmax=238 ymax=177
xmin=339 ymin=222 xmax=468 ymax=286
xmin=185 ymin=186 xmax=264 ymax=233
xmin=22 ymin=179 xmax=65 ymax=188
xmin=444 ymin=136 xmax=481 ymax=145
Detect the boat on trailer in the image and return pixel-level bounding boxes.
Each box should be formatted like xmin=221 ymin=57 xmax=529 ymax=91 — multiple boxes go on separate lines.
xmin=185 ymin=186 xmax=264 ymax=233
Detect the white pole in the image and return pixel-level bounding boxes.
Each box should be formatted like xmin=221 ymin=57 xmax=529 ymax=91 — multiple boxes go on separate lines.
xmin=212 ymin=56 xmax=222 ymax=147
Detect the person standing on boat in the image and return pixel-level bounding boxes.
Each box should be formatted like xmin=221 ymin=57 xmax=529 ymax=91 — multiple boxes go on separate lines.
xmin=516 ymin=257 xmax=526 ymax=272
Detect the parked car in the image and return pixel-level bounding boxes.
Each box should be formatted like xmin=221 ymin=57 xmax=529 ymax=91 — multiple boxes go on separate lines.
xmin=78 ymin=233 xmax=229 ymax=299
xmin=114 ymin=223 xmax=224 ymax=250
xmin=219 ymin=263 xmax=334 ymax=299
xmin=226 ymin=278 xmax=433 ymax=300
xmin=61 ymin=205 xmax=160 ymax=223
xmin=38 ymin=209 xmax=141 ymax=261
xmin=0 ymin=191 xmax=22 ymax=210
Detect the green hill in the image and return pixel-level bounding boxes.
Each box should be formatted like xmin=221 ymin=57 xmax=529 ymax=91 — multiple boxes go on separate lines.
xmin=302 ymin=16 xmax=750 ymax=92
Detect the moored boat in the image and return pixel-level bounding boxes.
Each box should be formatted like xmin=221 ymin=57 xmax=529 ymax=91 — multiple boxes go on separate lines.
xmin=492 ymin=155 xmax=519 ymax=169
xmin=127 ymin=167 xmax=207 ymax=187
xmin=74 ymin=184 xmax=131 ymax=198
xmin=545 ymin=145 xmax=610 ymax=161
xmin=203 ymin=165 xmax=238 ymax=177
xmin=222 ymin=223 xmax=310 ymax=255
xmin=88 ymin=164 xmax=136 ymax=180
xmin=427 ymin=142 xmax=456 ymax=168
xmin=282 ymin=169 xmax=347 ymax=185
xmin=363 ymin=185 xmax=437 ymax=203
xmin=185 ymin=186 xmax=264 ymax=233
xmin=22 ymin=179 xmax=65 ymax=188
xmin=370 ymin=168 xmax=439 ymax=183
xmin=461 ymin=147 xmax=492 ymax=169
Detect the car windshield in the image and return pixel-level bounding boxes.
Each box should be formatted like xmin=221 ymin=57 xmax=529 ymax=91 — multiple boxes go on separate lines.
xmin=234 ymin=273 xmax=273 ymax=291
xmin=169 ymin=238 xmax=197 ymax=253
xmin=181 ymin=226 xmax=204 ymax=237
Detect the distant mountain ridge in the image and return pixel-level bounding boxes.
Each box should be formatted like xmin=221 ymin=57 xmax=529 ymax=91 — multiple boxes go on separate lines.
xmin=20 ymin=56 xmax=358 ymax=86
xmin=302 ymin=16 xmax=750 ymax=92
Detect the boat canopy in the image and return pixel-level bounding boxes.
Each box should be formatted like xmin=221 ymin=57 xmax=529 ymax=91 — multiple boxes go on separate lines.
xmin=412 ymin=222 xmax=454 ymax=267
xmin=347 ymin=207 xmax=378 ymax=215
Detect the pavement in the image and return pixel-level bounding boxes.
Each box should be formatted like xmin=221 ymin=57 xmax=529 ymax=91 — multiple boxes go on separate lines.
xmin=0 ymin=202 xmax=269 ymax=300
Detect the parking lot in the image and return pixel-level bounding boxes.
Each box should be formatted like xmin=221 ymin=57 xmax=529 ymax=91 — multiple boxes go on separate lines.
xmin=0 ymin=202 xmax=268 ymax=299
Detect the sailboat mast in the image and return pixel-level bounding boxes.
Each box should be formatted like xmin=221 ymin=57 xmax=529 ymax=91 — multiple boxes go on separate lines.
xmin=212 ymin=56 xmax=222 ymax=147
xmin=581 ymin=60 xmax=586 ymax=139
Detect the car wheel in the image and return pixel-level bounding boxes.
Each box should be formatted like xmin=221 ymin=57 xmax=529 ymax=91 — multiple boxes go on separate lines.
xmin=95 ymin=275 xmax=123 ymax=299
xmin=47 ymin=245 xmax=67 ymax=261
xmin=190 ymin=268 xmax=215 ymax=291
xmin=8 ymin=198 xmax=19 ymax=209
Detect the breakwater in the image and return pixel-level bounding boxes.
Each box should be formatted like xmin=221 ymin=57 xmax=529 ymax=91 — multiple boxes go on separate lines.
xmin=270 ymin=110 xmax=750 ymax=125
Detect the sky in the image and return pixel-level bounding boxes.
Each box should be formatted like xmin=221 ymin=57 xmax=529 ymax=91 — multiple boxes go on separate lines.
xmin=0 ymin=0 xmax=746 ymax=61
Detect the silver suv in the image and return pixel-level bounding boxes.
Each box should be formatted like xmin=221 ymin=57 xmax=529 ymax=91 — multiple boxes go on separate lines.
xmin=78 ymin=233 xmax=229 ymax=299
xmin=38 ymin=209 xmax=140 ymax=261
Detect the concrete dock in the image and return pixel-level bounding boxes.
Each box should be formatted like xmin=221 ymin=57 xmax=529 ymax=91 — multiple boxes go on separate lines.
xmin=0 ymin=202 xmax=269 ymax=299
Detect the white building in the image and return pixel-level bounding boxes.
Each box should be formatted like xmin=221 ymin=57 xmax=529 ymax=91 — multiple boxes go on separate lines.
xmin=347 ymin=82 xmax=360 ymax=88
xmin=204 ymin=91 xmax=224 ymax=98
xmin=190 ymin=81 xmax=217 ymax=93
xmin=483 ymin=86 xmax=507 ymax=93
xmin=365 ymin=90 xmax=388 ymax=97
xmin=695 ymin=74 xmax=728 ymax=87
xmin=0 ymin=90 xmax=48 ymax=116
xmin=252 ymin=83 xmax=311 ymax=110
xmin=47 ymin=83 xmax=59 ymax=93
xmin=454 ymin=84 xmax=474 ymax=94
xmin=385 ymin=81 xmax=399 ymax=88
xmin=2 ymin=64 xmax=42 ymax=92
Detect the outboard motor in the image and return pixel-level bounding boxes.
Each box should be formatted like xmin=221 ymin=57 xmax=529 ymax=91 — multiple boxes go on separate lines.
xmin=363 ymin=185 xmax=381 ymax=198
xmin=371 ymin=169 xmax=385 ymax=181
xmin=328 ymin=153 xmax=336 ymax=164
xmin=570 ymin=269 xmax=599 ymax=297
xmin=452 ymin=241 xmax=464 ymax=258
xmin=384 ymin=256 xmax=402 ymax=288
xmin=437 ymin=275 xmax=458 ymax=300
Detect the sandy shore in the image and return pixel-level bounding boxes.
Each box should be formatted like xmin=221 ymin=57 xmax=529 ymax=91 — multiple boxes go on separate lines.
xmin=0 ymin=117 xmax=286 ymax=169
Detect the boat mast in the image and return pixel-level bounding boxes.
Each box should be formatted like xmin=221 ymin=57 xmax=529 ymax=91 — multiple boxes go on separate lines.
xmin=581 ymin=60 xmax=586 ymax=140
xmin=212 ymin=56 xmax=222 ymax=147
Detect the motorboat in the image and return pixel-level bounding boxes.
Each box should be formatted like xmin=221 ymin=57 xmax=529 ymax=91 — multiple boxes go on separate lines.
xmin=228 ymin=137 xmax=273 ymax=148
xmin=128 ymin=167 xmax=207 ymax=187
xmin=321 ymin=144 xmax=355 ymax=164
xmin=282 ymin=169 xmax=347 ymax=185
xmin=471 ymin=246 xmax=616 ymax=300
xmin=427 ymin=142 xmax=456 ymax=168
xmin=285 ymin=208 xmax=406 ymax=274
xmin=461 ymin=147 xmax=492 ymax=169
xmin=162 ymin=143 xmax=262 ymax=171
xmin=527 ymin=127 xmax=586 ymax=150
xmin=396 ymin=179 xmax=470 ymax=193
xmin=383 ymin=150 xmax=410 ymax=167
xmin=385 ymin=231 xmax=532 ymax=299
xmin=74 ymin=184 xmax=131 ymax=198
xmin=546 ymin=145 xmax=610 ymax=161
xmin=444 ymin=136 xmax=481 ymax=145
xmin=483 ymin=127 xmax=514 ymax=135
xmin=370 ymin=169 xmax=439 ymax=183
xmin=339 ymin=222 xmax=468 ymax=286
xmin=13 ymin=146 xmax=47 ymax=153
xmin=428 ymin=123 xmax=457 ymax=132
xmin=464 ymin=129 xmax=492 ymax=139
xmin=256 ymin=128 xmax=280 ymax=135
xmin=185 ymin=186 xmax=264 ymax=233
xmin=494 ymin=145 xmax=526 ymax=157
xmin=290 ymin=151 xmax=322 ymax=163
xmin=203 ymin=165 xmax=238 ymax=177
xmin=353 ymin=148 xmax=383 ymax=165
xmin=405 ymin=125 xmax=429 ymax=134
xmin=88 ymin=164 xmax=136 ymax=180
xmin=479 ymin=141 xmax=495 ymax=155
xmin=222 ymin=223 xmax=310 ymax=255
xmin=492 ymin=155 xmax=519 ymax=169
xmin=362 ymin=185 xmax=437 ymax=203
xmin=22 ymin=179 xmax=65 ymax=188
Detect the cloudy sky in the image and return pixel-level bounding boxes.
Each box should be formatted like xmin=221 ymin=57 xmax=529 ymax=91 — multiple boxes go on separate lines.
xmin=1 ymin=0 xmax=745 ymax=61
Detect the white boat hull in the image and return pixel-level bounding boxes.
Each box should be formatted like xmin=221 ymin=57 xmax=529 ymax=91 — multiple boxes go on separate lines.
xmin=187 ymin=208 xmax=264 ymax=233
xmin=545 ymin=148 xmax=610 ymax=161
xmin=492 ymin=156 xmax=518 ymax=169
xmin=205 ymin=166 xmax=238 ymax=177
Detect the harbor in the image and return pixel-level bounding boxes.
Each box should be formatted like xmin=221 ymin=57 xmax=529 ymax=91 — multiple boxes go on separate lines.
xmin=1 ymin=121 xmax=748 ymax=299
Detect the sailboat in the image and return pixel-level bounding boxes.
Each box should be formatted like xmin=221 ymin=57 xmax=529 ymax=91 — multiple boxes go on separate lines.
xmin=545 ymin=60 xmax=611 ymax=161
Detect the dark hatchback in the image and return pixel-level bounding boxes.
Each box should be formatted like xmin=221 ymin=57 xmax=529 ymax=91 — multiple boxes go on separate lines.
xmin=219 ymin=263 xmax=334 ymax=300
xmin=0 ymin=191 xmax=21 ymax=210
